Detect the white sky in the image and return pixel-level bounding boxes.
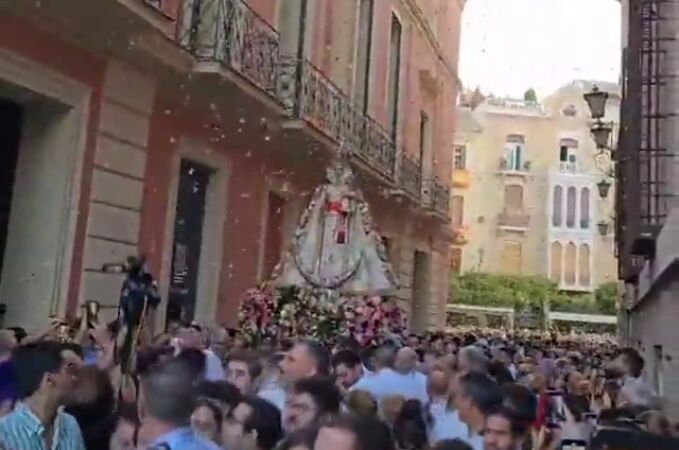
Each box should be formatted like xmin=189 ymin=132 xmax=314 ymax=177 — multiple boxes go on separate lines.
xmin=459 ymin=0 xmax=622 ymax=98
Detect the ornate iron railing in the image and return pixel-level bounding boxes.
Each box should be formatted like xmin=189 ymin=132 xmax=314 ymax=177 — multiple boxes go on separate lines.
xmin=277 ymin=57 xmax=396 ymax=178
xmin=431 ymin=177 xmax=450 ymax=216
xmin=399 ymin=153 xmax=422 ymax=199
xmin=178 ymin=0 xmax=280 ymax=92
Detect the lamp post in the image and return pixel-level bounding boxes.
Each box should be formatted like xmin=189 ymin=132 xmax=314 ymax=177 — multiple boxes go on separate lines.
xmin=591 ymin=121 xmax=613 ymax=150
xmin=584 ymin=85 xmax=616 ymax=238
xmin=584 ymin=85 xmax=609 ymax=120
xmin=597 ymin=178 xmax=612 ymax=199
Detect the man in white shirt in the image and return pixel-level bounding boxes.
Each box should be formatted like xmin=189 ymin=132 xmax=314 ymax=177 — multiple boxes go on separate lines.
xmin=393 ymin=347 xmax=428 ymax=405
xmin=351 ymin=346 xmax=401 ymax=404
xmin=454 ymin=372 xmax=503 ymax=450
xmin=428 ymin=368 xmax=469 ymax=445
xmin=620 ymin=348 xmax=658 ymax=408
xmin=259 ymin=340 xmax=330 ymax=411
xmin=331 ymin=350 xmax=363 ymax=395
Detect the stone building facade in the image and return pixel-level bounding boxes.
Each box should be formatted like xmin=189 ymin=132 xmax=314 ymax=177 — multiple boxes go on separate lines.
xmin=0 ymin=0 xmax=462 ymax=332
xmin=451 ymin=82 xmax=618 ymax=292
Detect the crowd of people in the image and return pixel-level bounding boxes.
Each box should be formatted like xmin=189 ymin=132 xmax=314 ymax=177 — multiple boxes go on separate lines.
xmin=0 ymin=317 xmax=678 ymax=450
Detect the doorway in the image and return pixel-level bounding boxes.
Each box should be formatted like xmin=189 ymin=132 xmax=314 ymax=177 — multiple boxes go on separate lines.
xmin=411 ymin=250 xmax=431 ymax=332
xmin=167 ymin=159 xmax=213 ymax=324
xmin=0 ymin=99 xmax=22 ymax=286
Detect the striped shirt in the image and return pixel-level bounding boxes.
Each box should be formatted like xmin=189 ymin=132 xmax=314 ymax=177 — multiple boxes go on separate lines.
xmin=0 ymin=403 xmax=85 ymax=450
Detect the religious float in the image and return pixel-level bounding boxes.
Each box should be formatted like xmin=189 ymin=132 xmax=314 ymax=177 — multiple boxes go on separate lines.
xmin=239 ymin=158 xmax=405 ymax=345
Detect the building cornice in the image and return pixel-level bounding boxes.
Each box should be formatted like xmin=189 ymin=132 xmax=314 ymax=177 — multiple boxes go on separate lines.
xmin=400 ymin=0 xmax=456 ymax=80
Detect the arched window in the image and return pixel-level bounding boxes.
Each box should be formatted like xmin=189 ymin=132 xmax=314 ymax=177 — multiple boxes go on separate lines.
xmin=566 ymin=187 xmax=577 ymax=228
xmin=552 ymin=186 xmax=563 ymax=227
xmin=550 ymin=241 xmax=563 ymax=282
xmin=565 ymin=242 xmax=577 ymax=285
xmin=580 ymin=188 xmax=590 ymax=229
xmin=579 ymin=244 xmax=591 ymax=286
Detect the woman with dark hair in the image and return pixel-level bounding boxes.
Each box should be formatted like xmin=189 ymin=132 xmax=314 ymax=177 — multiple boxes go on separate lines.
xmin=393 ymin=399 xmax=428 ymax=450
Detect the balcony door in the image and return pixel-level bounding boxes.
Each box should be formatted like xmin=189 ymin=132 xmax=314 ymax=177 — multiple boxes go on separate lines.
xmin=168 ymin=159 xmax=212 ymax=323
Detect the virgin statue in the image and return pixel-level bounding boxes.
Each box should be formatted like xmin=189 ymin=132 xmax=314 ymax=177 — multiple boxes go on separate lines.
xmin=275 ymin=159 xmax=398 ymax=295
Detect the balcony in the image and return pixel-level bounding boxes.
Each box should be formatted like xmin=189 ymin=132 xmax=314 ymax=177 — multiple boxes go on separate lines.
xmin=498 ymin=209 xmax=530 ymax=230
xmin=277 ymin=58 xmax=396 ymax=178
xmin=498 ymin=158 xmax=531 ymax=177
xmin=395 ymin=152 xmax=422 ymax=200
xmin=452 ymin=169 xmax=471 ymax=188
xmin=559 ymin=161 xmax=578 ymax=174
xmin=178 ymin=0 xmax=281 ymax=94
xmin=423 ymin=177 xmax=451 ymax=219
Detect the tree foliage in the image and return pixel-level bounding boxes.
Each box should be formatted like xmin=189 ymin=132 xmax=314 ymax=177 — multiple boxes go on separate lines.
xmin=523 ymin=88 xmax=538 ymax=102
xmin=451 ymin=272 xmax=554 ymax=309
xmin=450 ymin=272 xmax=617 ymax=315
xmin=594 ymin=282 xmax=618 ymax=315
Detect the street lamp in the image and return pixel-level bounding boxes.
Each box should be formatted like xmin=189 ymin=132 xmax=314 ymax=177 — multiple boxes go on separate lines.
xmin=597 ymin=178 xmax=612 ymax=199
xmin=598 ymin=220 xmax=610 ymax=236
xmin=584 ymin=85 xmax=609 ymax=119
xmin=590 ymin=121 xmax=613 ymax=150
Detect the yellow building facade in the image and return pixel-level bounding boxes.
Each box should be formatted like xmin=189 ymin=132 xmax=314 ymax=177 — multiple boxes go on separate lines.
xmin=451 ymin=81 xmax=618 ymax=292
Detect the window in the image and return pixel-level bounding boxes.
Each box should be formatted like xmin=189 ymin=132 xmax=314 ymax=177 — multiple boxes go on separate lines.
xmin=453 ymin=145 xmax=466 ymax=170
xmin=354 ymin=0 xmax=374 ymax=113
xmin=566 ymin=187 xmax=576 ymax=228
xmin=552 ymin=185 xmax=563 ymax=227
xmin=504 ymin=134 xmax=525 ymax=171
xmin=550 ymin=241 xmax=563 ymax=282
xmin=579 ymin=244 xmax=591 ymax=286
xmin=504 ymin=185 xmax=524 ymax=210
xmin=500 ymin=241 xmax=522 ymax=275
xmin=580 ymin=188 xmax=590 ymax=229
xmin=559 ymin=139 xmax=578 ymax=172
xmin=450 ymin=247 xmax=462 ymax=274
xmin=564 ymin=242 xmax=577 ymax=285
xmin=451 ymin=196 xmax=464 ymax=228
xmin=387 ymin=14 xmax=402 ymax=139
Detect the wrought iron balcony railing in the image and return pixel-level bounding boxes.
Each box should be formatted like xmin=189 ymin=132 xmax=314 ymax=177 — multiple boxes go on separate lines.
xmin=277 ymin=56 xmax=396 ymax=178
xmin=431 ymin=177 xmax=450 ymax=216
xmin=178 ymin=0 xmax=280 ymax=93
xmin=398 ymin=153 xmax=422 ymax=199
xmin=422 ymin=177 xmax=450 ymax=217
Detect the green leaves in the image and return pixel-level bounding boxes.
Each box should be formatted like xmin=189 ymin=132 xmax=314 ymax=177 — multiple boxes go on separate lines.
xmin=450 ymin=272 xmax=555 ymax=310
xmin=450 ymin=273 xmax=618 ymax=315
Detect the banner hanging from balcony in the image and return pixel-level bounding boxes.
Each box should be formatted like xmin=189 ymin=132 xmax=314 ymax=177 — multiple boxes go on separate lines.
xmin=273 ymin=158 xmax=398 ymax=295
